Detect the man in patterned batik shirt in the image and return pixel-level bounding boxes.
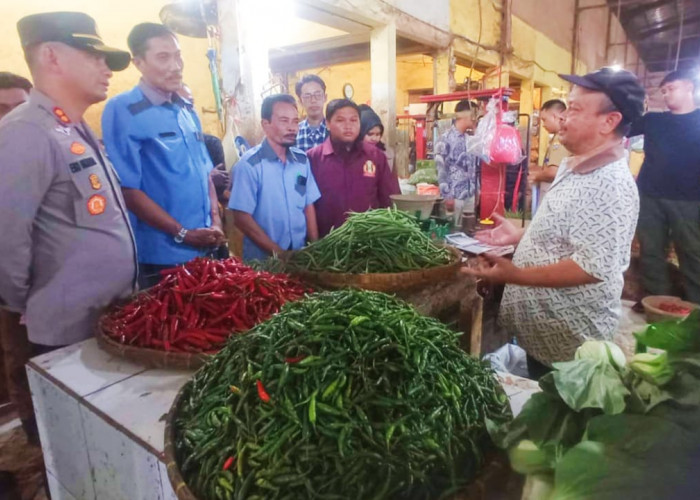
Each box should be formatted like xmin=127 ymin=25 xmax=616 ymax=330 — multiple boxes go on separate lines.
xmin=463 ymin=67 xmax=644 ymax=378
xmin=435 ymin=99 xmax=480 ymax=214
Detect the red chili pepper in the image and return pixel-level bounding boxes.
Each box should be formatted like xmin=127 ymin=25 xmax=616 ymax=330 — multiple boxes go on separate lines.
xmin=222 ymin=456 xmax=235 ymax=471
xmin=285 ymin=356 xmax=307 ymax=364
xmin=256 ymin=380 xmax=271 ymax=403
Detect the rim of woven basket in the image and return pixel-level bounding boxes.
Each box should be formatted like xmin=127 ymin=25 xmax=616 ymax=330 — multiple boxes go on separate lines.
xmin=163 ymin=382 xmax=200 ymax=500
xmin=96 ymin=315 xmax=211 ymax=370
xmin=290 ymin=245 xmax=462 ymax=291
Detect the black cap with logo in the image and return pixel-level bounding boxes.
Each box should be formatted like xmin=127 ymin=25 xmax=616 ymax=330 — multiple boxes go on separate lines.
xmin=17 ymin=12 xmax=131 ymax=72
xmin=559 ymin=67 xmax=646 ymax=126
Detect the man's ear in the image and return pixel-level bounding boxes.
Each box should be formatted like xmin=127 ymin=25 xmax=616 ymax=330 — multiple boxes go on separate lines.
xmin=603 ymin=111 xmax=623 ymax=135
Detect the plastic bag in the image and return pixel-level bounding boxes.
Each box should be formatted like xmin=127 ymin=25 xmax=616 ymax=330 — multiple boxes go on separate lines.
xmin=491 ymin=119 xmax=524 ymax=165
xmin=467 ymin=98 xmax=498 ymax=162
xmin=483 ymin=343 xmax=529 ymax=378
xmin=467 ymin=98 xmax=524 ymax=165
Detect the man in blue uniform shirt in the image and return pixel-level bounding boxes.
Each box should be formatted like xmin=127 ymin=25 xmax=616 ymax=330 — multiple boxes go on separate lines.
xmin=102 ymin=23 xmax=224 ymax=288
xmin=229 ymin=94 xmax=320 ymax=261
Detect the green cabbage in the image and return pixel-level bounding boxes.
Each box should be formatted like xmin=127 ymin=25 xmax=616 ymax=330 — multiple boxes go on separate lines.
xmin=575 ymin=340 xmax=626 ymax=370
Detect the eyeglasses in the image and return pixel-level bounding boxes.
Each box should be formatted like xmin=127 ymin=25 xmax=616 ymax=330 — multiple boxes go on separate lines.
xmin=301 ymin=91 xmax=325 ymax=102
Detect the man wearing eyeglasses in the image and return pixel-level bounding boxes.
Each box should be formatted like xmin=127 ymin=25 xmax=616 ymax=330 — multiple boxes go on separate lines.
xmin=295 ymin=74 xmax=328 ymax=152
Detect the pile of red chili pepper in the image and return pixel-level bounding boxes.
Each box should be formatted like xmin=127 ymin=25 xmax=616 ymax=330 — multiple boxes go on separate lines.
xmin=101 ymin=257 xmax=311 ymax=353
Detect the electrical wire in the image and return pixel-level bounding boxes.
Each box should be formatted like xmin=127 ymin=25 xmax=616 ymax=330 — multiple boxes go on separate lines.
xmin=674 ymin=0 xmax=684 ymax=70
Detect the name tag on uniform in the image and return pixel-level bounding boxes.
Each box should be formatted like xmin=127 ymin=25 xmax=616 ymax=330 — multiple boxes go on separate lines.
xmin=158 ymin=131 xmax=177 ymax=138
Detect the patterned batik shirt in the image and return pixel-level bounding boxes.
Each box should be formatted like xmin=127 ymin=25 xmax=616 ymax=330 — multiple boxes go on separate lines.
xmin=499 ymin=145 xmax=639 ymax=365
xmin=435 ymin=126 xmax=479 ymax=200
xmin=296 ymin=118 xmax=329 ymax=152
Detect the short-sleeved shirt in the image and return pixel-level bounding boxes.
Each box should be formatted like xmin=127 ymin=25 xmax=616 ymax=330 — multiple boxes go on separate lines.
xmin=0 ymin=90 xmax=137 ymax=346
xmin=296 ymin=118 xmax=328 ymax=152
xmin=634 ymin=109 xmax=700 ymax=201
xmin=102 ymin=80 xmax=214 ymax=266
xmin=229 ymin=140 xmax=321 ymax=261
xmin=499 ymin=145 xmax=639 ymax=365
xmin=308 ymin=138 xmax=401 ymax=236
xmin=539 ymin=133 xmax=569 ymax=200
xmin=435 ymin=125 xmax=479 ymax=200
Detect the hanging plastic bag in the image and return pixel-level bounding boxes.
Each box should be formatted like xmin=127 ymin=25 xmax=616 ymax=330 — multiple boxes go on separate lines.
xmin=468 ymin=98 xmax=524 ymax=165
xmin=467 ymin=98 xmax=498 ymax=163
xmin=491 ymin=110 xmax=524 ymax=165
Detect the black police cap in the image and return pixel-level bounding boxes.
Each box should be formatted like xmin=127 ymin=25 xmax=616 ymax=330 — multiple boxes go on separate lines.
xmin=17 ymin=12 xmax=130 ymax=72
xmin=559 ymin=67 xmax=645 ymax=126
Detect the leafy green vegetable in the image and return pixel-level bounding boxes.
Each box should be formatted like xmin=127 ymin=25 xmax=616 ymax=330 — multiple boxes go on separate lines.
xmin=629 ymin=352 xmax=674 ymax=386
xmin=551 ymin=359 xmax=630 ymax=415
xmin=634 ymin=309 xmax=700 ymax=352
xmin=550 ymin=412 xmax=700 ymax=500
xmin=575 ymin=340 xmax=626 ymax=370
xmin=508 ymin=440 xmax=554 ymax=475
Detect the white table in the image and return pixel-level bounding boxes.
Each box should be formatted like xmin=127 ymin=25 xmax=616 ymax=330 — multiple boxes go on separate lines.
xmin=27 ymin=339 xmax=539 ymax=500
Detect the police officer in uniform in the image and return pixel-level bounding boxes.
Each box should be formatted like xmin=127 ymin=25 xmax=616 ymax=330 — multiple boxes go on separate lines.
xmin=0 ymin=12 xmax=137 ymax=445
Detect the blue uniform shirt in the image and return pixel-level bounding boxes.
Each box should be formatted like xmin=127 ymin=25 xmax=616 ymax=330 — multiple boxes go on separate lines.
xmin=229 ymin=139 xmax=321 ymax=261
xmin=102 ymin=80 xmax=213 ymax=265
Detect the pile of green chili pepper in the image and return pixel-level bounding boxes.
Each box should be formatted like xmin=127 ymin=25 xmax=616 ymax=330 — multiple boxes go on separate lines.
xmin=174 ymin=290 xmax=510 ymax=500
xmin=286 ymin=209 xmax=454 ymax=274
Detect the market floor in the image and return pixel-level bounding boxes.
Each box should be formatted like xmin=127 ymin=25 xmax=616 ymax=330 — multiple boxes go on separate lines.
xmin=0 ymin=418 xmax=46 ymax=500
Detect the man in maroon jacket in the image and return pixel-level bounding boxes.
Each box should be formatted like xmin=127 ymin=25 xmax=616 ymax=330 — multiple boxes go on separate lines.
xmin=307 ymin=99 xmax=400 ymax=236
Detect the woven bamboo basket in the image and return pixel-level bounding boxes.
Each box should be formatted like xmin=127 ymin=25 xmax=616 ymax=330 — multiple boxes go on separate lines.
xmin=164 ymin=382 xmax=198 ymax=500
xmin=95 ymin=317 xmax=211 ymax=370
xmin=163 ymin=380 xmax=520 ymax=500
xmin=290 ymin=246 xmax=463 ymax=292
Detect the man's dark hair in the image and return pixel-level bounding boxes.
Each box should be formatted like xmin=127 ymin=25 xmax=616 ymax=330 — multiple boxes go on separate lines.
xmin=294 ymin=74 xmax=326 ymax=99
xmin=541 ymin=99 xmax=566 ymax=112
xmin=127 ymin=23 xmax=176 ymax=58
xmin=660 ymin=68 xmax=698 ymax=89
xmin=598 ymin=94 xmax=629 ymax=137
xmin=454 ymin=99 xmax=476 ymax=113
xmin=0 ymin=72 xmax=32 ymax=92
xmin=261 ymin=94 xmax=297 ymax=121
xmin=326 ymin=99 xmax=360 ymax=122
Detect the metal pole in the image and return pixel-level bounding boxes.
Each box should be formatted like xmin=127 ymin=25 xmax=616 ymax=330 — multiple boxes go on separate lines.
xmin=571 ymin=0 xmax=580 ymax=73
xmin=605 ymin=8 xmax=613 ymax=63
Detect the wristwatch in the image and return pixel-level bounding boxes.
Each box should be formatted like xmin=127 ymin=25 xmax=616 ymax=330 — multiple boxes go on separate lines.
xmin=174 ymin=227 xmax=188 ymax=244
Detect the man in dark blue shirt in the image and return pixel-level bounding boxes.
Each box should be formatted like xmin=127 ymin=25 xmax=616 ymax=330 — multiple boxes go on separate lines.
xmin=634 ymin=69 xmax=700 ymax=304
xmin=103 ymin=23 xmax=225 ymax=288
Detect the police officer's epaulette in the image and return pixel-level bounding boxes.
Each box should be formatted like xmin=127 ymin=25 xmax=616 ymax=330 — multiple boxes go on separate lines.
xmin=127 ymin=98 xmax=153 ymax=116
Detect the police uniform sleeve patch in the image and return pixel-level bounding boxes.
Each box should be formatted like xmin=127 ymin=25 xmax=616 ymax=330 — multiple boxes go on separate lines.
xmin=87 ymin=194 xmax=106 ymax=215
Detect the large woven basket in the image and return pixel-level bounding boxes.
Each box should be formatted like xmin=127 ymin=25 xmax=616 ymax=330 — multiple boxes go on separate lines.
xmin=164 ymin=382 xmax=198 ymax=500
xmin=291 ymin=246 xmax=462 ymax=292
xmin=162 ymin=381 xmax=520 ymax=500
xmin=95 ymin=317 xmax=211 ymax=370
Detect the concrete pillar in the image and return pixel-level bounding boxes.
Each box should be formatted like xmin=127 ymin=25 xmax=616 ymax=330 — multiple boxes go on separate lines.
xmin=519 ymin=78 xmax=535 ymax=117
xmin=370 ymin=22 xmax=397 ymax=160
xmin=433 ymin=49 xmax=451 ymax=95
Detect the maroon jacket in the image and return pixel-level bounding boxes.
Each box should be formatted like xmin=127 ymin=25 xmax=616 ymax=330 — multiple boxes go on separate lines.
xmin=308 ymin=138 xmax=400 ymax=236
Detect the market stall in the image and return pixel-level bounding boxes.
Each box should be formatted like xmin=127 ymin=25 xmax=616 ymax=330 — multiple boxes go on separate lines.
xmin=27 ymin=339 xmax=538 ymax=500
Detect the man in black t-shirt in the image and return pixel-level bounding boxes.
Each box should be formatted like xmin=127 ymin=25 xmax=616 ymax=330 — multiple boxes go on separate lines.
xmin=634 ymin=69 xmax=700 ymax=304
